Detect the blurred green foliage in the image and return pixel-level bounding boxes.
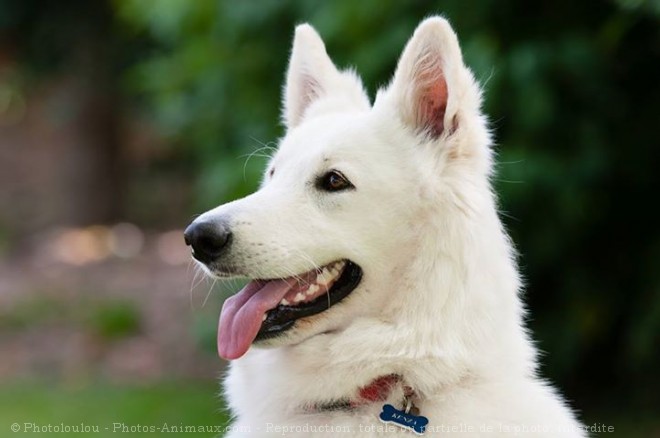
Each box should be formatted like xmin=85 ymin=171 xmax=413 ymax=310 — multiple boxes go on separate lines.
xmin=0 ymin=295 xmax=140 ymax=341
xmin=87 ymin=301 xmax=141 ymax=340
xmin=192 ymin=305 xmax=224 ymax=355
xmin=0 ymin=0 xmax=658 ymax=422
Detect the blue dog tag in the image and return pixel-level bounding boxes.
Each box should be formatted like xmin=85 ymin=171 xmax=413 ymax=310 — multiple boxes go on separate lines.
xmin=379 ymin=403 xmax=428 ymax=435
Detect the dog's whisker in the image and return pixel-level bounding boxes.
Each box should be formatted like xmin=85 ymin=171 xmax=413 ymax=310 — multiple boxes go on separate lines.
xmin=186 ymin=258 xmax=199 ymax=307
xmin=248 ymin=136 xmax=278 ymax=153
xmin=325 ymin=283 xmax=331 ymax=309
xmin=498 ymin=209 xmax=521 ymax=222
xmin=189 ymin=265 xmax=200 ymax=294
xmin=241 ymin=138 xmax=278 ymax=182
xmin=188 ymin=264 xmax=203 ymax=309
xmin=291 ymin=250 xmax=321 ymax=282
xmin=238 ymin=152 xmax=273 ymax=160
xmin=497 ymin=159 xmax=526 ymax=166
xmin=189 ymin=266 xmax=208 ymax=304
xmin=202 ymin=278 xmax=218 ymax=308
xmin=281 ymin=264 xmax=307 ymax=286
xmin=218 ymin=278 xmax=237 ymax=300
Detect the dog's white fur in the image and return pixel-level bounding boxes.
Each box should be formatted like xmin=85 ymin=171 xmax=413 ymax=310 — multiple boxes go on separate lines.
xmin=196 ymin=17 xmax=584 ymax=437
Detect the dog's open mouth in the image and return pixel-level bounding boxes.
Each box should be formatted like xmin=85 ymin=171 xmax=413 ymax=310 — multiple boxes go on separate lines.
xmin=217 ymin=260 xmax=362 ymax=360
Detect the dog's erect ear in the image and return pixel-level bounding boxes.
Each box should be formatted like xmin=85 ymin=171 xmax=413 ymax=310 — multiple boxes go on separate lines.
xmin=283 ymin=24 xmax=339 ymax=129
xmin=390 ymin=17 xmax=464 ymax=138
xmin=283 ymin=24 xmax=369 ymax=129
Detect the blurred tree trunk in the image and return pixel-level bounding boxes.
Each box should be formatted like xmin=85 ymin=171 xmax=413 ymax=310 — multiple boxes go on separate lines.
xmin=0 ymin=0 xmax=124 ymax=240
xmin=66 ymin=29 xmax=123 ymax=226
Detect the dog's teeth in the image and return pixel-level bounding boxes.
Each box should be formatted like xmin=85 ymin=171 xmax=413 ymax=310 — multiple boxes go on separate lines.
xmin=306 ymin=284 xmax=319 ymax=296
xmin=262 ymin=314 xmax=267 ymax=322
xmin=280 ymin=298 xmax=289 ymax=306
xmin=317 ymin=268 xmax=332 ymax=285
xmin=294 ymin=293 xmax=305 ymax=303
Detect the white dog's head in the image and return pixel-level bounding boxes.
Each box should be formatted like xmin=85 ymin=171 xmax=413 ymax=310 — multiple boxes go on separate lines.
xmin=184 ymin=17 xmax=490 ymax=360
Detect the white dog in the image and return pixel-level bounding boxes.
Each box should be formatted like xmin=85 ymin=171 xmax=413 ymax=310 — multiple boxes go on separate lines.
xmin=184 ymin=16 xmax=585 ymax=437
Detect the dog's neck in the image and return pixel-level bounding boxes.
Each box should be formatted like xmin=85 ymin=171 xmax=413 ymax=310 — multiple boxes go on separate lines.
xmin=316 ymin=184 xmax=533 ymax=393
xmin=380 ymin=187 xmax=533 ymax=387
xmin=306 ymin=374 xmax=401 ymax=412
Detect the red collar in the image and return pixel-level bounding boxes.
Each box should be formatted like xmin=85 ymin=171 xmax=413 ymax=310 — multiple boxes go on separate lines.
xmin=309 ymin=374 xmax=401 ymax=412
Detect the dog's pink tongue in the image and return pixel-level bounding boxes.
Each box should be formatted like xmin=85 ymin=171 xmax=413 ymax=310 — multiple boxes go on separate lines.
xmin=218 ymin=279 xmax=293 ymax=360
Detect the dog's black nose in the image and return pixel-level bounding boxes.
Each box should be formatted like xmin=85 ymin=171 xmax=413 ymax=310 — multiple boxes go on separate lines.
xmin=183 ymin=221 xmax=232 ymax=263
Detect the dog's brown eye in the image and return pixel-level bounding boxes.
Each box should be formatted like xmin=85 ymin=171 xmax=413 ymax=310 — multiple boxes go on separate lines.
xmin=318 ymin=170 xmax=354 ymax=192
